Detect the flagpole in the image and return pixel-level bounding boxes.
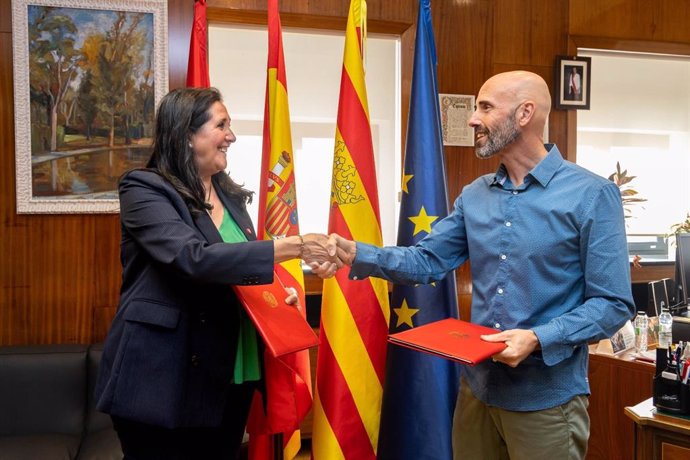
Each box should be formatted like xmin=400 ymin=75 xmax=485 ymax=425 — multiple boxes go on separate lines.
xmin=273 ymin=433 xmax=283 ymax=460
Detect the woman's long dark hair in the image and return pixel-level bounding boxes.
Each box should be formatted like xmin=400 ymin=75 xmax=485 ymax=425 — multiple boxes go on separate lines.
xmin=146 ymin=87 xmax=253 ymax=214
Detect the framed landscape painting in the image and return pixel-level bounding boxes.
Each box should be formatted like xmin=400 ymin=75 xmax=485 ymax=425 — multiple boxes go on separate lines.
xmin=12 ymin=0 xmax=168 ymax=213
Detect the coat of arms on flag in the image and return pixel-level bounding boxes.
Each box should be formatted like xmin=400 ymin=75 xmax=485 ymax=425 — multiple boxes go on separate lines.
xmin=265 ymin=172 xmax=298 ymax=238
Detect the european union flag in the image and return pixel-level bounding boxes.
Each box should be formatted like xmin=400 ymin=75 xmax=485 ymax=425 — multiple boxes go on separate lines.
xmin=376 ymin=1 xmax=460 ymax=459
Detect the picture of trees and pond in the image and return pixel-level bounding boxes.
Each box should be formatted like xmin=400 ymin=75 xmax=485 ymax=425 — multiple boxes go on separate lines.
xmin=27 ymin=5 xmax=156 ymax=200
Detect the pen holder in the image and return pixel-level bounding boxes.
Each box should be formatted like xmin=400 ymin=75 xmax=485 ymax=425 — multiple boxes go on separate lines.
xmin=653 ymin=348 xmax=690 ymax=414
xmin=653 ymin=374 xmax=688 ymax=414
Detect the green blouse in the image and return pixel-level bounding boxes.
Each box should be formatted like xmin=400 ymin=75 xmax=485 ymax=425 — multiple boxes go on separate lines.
xmin=218 ymin=207 xmax=261 ymax=384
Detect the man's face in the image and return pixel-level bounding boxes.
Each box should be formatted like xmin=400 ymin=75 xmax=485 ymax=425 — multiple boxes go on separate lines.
xmin=469 ymin=84 xmax=522 ymax=159
xmin=474 ymin=111 xmax=520 ymax=159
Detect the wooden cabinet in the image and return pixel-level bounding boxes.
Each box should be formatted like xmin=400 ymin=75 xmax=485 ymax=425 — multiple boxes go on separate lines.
xmin=625 ymin=398 xmax=690 ymax=460
xmin=587 ymin=348 xmax=655 ymax=460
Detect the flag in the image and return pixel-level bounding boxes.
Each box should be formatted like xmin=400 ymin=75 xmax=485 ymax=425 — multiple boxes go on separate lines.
xmin=247 ymin=0 xmax=313 ymax=458
xmin=186 ymin=0 xmax=210 ymax=88
xmin=312 ymin=1 xmax=390 ymax=458
xmin=376 ymin=1 xmax=459 ymax=459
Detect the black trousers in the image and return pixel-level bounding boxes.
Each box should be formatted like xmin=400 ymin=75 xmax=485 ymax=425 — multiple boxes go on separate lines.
xmin=112 ymin=383 xmax=255 ymax=460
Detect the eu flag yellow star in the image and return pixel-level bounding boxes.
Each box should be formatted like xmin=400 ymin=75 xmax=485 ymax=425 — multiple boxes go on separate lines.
xmin=401 ymin=174 xmax=414 ymax=194
xmin=408 ymin=206 xmax=438 ymax=236
xmin=394 ymin=299 xmax=420 ymax=327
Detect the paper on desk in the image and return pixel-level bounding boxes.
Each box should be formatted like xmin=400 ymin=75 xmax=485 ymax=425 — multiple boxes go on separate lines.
xmin=635 ymin=349 xmax=657 ymax=363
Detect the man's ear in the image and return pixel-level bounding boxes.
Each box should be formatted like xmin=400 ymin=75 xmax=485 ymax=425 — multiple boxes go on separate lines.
xmin=517 ymin=101 xmax=535 ymax=126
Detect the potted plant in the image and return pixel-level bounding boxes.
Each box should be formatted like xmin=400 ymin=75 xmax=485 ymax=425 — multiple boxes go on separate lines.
xmin=608 ymin=162 xmax=647 ymax=220
xmin=669 ymin=213 xmax=690 ymax=236
xmin=609 ymin=162 xmax=647 ymax=268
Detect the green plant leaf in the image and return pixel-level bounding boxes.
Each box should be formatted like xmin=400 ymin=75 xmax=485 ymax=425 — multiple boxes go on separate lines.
xmin=608 ymin=162 xmax=646 ymax=223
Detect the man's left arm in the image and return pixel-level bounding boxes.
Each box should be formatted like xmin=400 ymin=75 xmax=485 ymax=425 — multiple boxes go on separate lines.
xmin=533 ymin=182 xmax=636 ymax=366
xmin=485 ymin=182 xmax=636 ymax=367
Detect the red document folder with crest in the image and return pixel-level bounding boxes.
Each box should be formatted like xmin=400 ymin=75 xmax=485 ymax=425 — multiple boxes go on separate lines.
xmin=388 ymin=318 xmax=507 ymax=366
xmin=232 ymin=276 xmax=319 ymax=357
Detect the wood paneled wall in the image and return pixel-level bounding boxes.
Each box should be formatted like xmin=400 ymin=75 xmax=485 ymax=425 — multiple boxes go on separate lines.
xmin=2 ymin=0 xmax=689 ymax=345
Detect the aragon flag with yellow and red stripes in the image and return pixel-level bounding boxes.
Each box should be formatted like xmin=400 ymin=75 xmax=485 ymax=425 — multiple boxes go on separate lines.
xmin=246 ymin=0 xmax=313 ymax=459
xmin=312 ymin=0 xmax=390 ymax=458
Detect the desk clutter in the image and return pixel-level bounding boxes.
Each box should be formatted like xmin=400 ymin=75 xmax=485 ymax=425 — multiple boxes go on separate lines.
xmin=653 ymin=343 xmax=690 ymax=414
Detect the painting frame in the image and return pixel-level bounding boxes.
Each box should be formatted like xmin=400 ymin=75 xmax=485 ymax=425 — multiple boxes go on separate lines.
xmin=12 ymin=0 xmax=168 ymax=214
xmin=555 ymin=55 xmax=591 ymax=110
xmin=439 ymin=93 xmax=475 ymax=147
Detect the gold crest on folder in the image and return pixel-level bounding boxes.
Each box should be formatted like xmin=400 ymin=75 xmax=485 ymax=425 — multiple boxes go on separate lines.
xmin=263 ymin=291 xmax=278 ymax=308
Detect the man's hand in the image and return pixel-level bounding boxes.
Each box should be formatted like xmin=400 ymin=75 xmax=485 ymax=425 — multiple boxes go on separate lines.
xmin=309 ymin=233 xmax=356 ymax=279
xmin=301 ymin=233 xmax=342 ymax=266
xmin=327 ymin=233 xmax=356 ymax=266
xmin=481 ymin=329 xmax=540 ymax=368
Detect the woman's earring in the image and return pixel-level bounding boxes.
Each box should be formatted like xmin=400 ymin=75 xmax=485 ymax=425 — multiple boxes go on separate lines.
xmin=188 ymin=142 xmax=193 ymax=148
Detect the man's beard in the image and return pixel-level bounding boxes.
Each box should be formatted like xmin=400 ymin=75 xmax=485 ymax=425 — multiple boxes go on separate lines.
xmin=475 ymin=115 xmax=521 ymax=159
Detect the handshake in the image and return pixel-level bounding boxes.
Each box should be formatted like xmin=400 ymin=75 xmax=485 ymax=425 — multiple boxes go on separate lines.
xmin=298 ymin=233 xmax=356 ymax=279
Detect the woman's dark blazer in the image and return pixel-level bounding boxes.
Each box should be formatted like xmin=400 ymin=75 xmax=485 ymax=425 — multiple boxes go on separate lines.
xmin=95 ymin=169 xmax=274 ymax=429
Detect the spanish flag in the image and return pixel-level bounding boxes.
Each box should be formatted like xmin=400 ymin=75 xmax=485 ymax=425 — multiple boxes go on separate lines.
xmin=247 ymin=0 xmax=313 ymax=458
xmin=312 ymin=1 xmax=390 ymax=458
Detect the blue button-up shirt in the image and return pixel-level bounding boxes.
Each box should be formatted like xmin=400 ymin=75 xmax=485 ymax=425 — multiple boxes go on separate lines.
xmin=351 ymin=145 xmax=635 ymax=411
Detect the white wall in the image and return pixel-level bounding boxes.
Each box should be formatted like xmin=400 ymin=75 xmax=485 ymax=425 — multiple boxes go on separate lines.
xmin=577 ymin=50 xmax=690 ymax=246
xmin=208 ymin=24 xmax=401 ymax=245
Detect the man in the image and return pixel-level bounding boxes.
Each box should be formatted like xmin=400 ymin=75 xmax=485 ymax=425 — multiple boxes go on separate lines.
xmin=568 ymin=67 xmax=582 ymax=100
xmin=316 ymin=71 xmax=635 ymax=459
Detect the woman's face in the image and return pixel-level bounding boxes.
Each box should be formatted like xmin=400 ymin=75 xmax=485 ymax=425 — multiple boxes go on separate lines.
xmin=190 ymin=101 xmax=236 ymax=178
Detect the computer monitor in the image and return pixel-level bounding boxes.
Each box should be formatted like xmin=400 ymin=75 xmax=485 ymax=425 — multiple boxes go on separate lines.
xmin=674 ymin=233 xmax=690 ymax=311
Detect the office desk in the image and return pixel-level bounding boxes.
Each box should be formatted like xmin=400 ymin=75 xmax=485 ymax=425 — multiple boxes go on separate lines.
xmin=587 ymin=347 xmax=655 ymax=460
xmin=625 ymin=398 xmax=690 ymax=460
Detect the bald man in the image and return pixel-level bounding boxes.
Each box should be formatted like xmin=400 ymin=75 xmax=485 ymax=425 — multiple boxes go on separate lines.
xmin=316 ymin=71 xmax=634 ymax=459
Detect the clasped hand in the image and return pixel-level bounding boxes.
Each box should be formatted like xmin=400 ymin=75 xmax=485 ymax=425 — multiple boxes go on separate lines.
xmin=301 ymin=233 xmax=356 ymax=279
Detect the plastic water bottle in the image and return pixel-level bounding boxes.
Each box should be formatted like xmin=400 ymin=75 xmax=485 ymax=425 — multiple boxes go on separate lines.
xmin=658 ymin=303 xmax=673 ymax=349
xmin=634 ymin=311 xmax=649 ymax=353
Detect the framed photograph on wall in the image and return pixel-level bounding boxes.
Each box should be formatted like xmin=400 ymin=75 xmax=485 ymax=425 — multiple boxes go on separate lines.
xmin=12 ymin=0 xmax=168 ymax=213
xmin=439 ymin=93 xmax=475 ymax=146
xmin=555 ymin=56 xmax=591 ymax=110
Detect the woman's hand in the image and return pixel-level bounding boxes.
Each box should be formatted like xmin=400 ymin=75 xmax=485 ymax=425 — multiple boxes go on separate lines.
xmin=273 ymin=233 xmax=341 ymax=267
xmin=302 ymin=233 xmax=341 ymax=266
xmin=310 ymin=233 xmax=355 ymax=279
xmin=284 ymin=286 xmax=302 ymax=311
xmin=309 ymin=260 xmax=338 ymax=279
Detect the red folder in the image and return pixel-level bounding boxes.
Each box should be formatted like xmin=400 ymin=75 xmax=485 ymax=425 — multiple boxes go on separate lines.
xmin=388 ymin=318 xmax=507 ymax=366
xmin=232 ymin=276 xmax=319 ymax=357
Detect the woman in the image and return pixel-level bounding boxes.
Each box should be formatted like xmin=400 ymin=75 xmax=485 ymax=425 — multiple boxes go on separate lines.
xmin=95 ymin=87 xmax=331 ymax=459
